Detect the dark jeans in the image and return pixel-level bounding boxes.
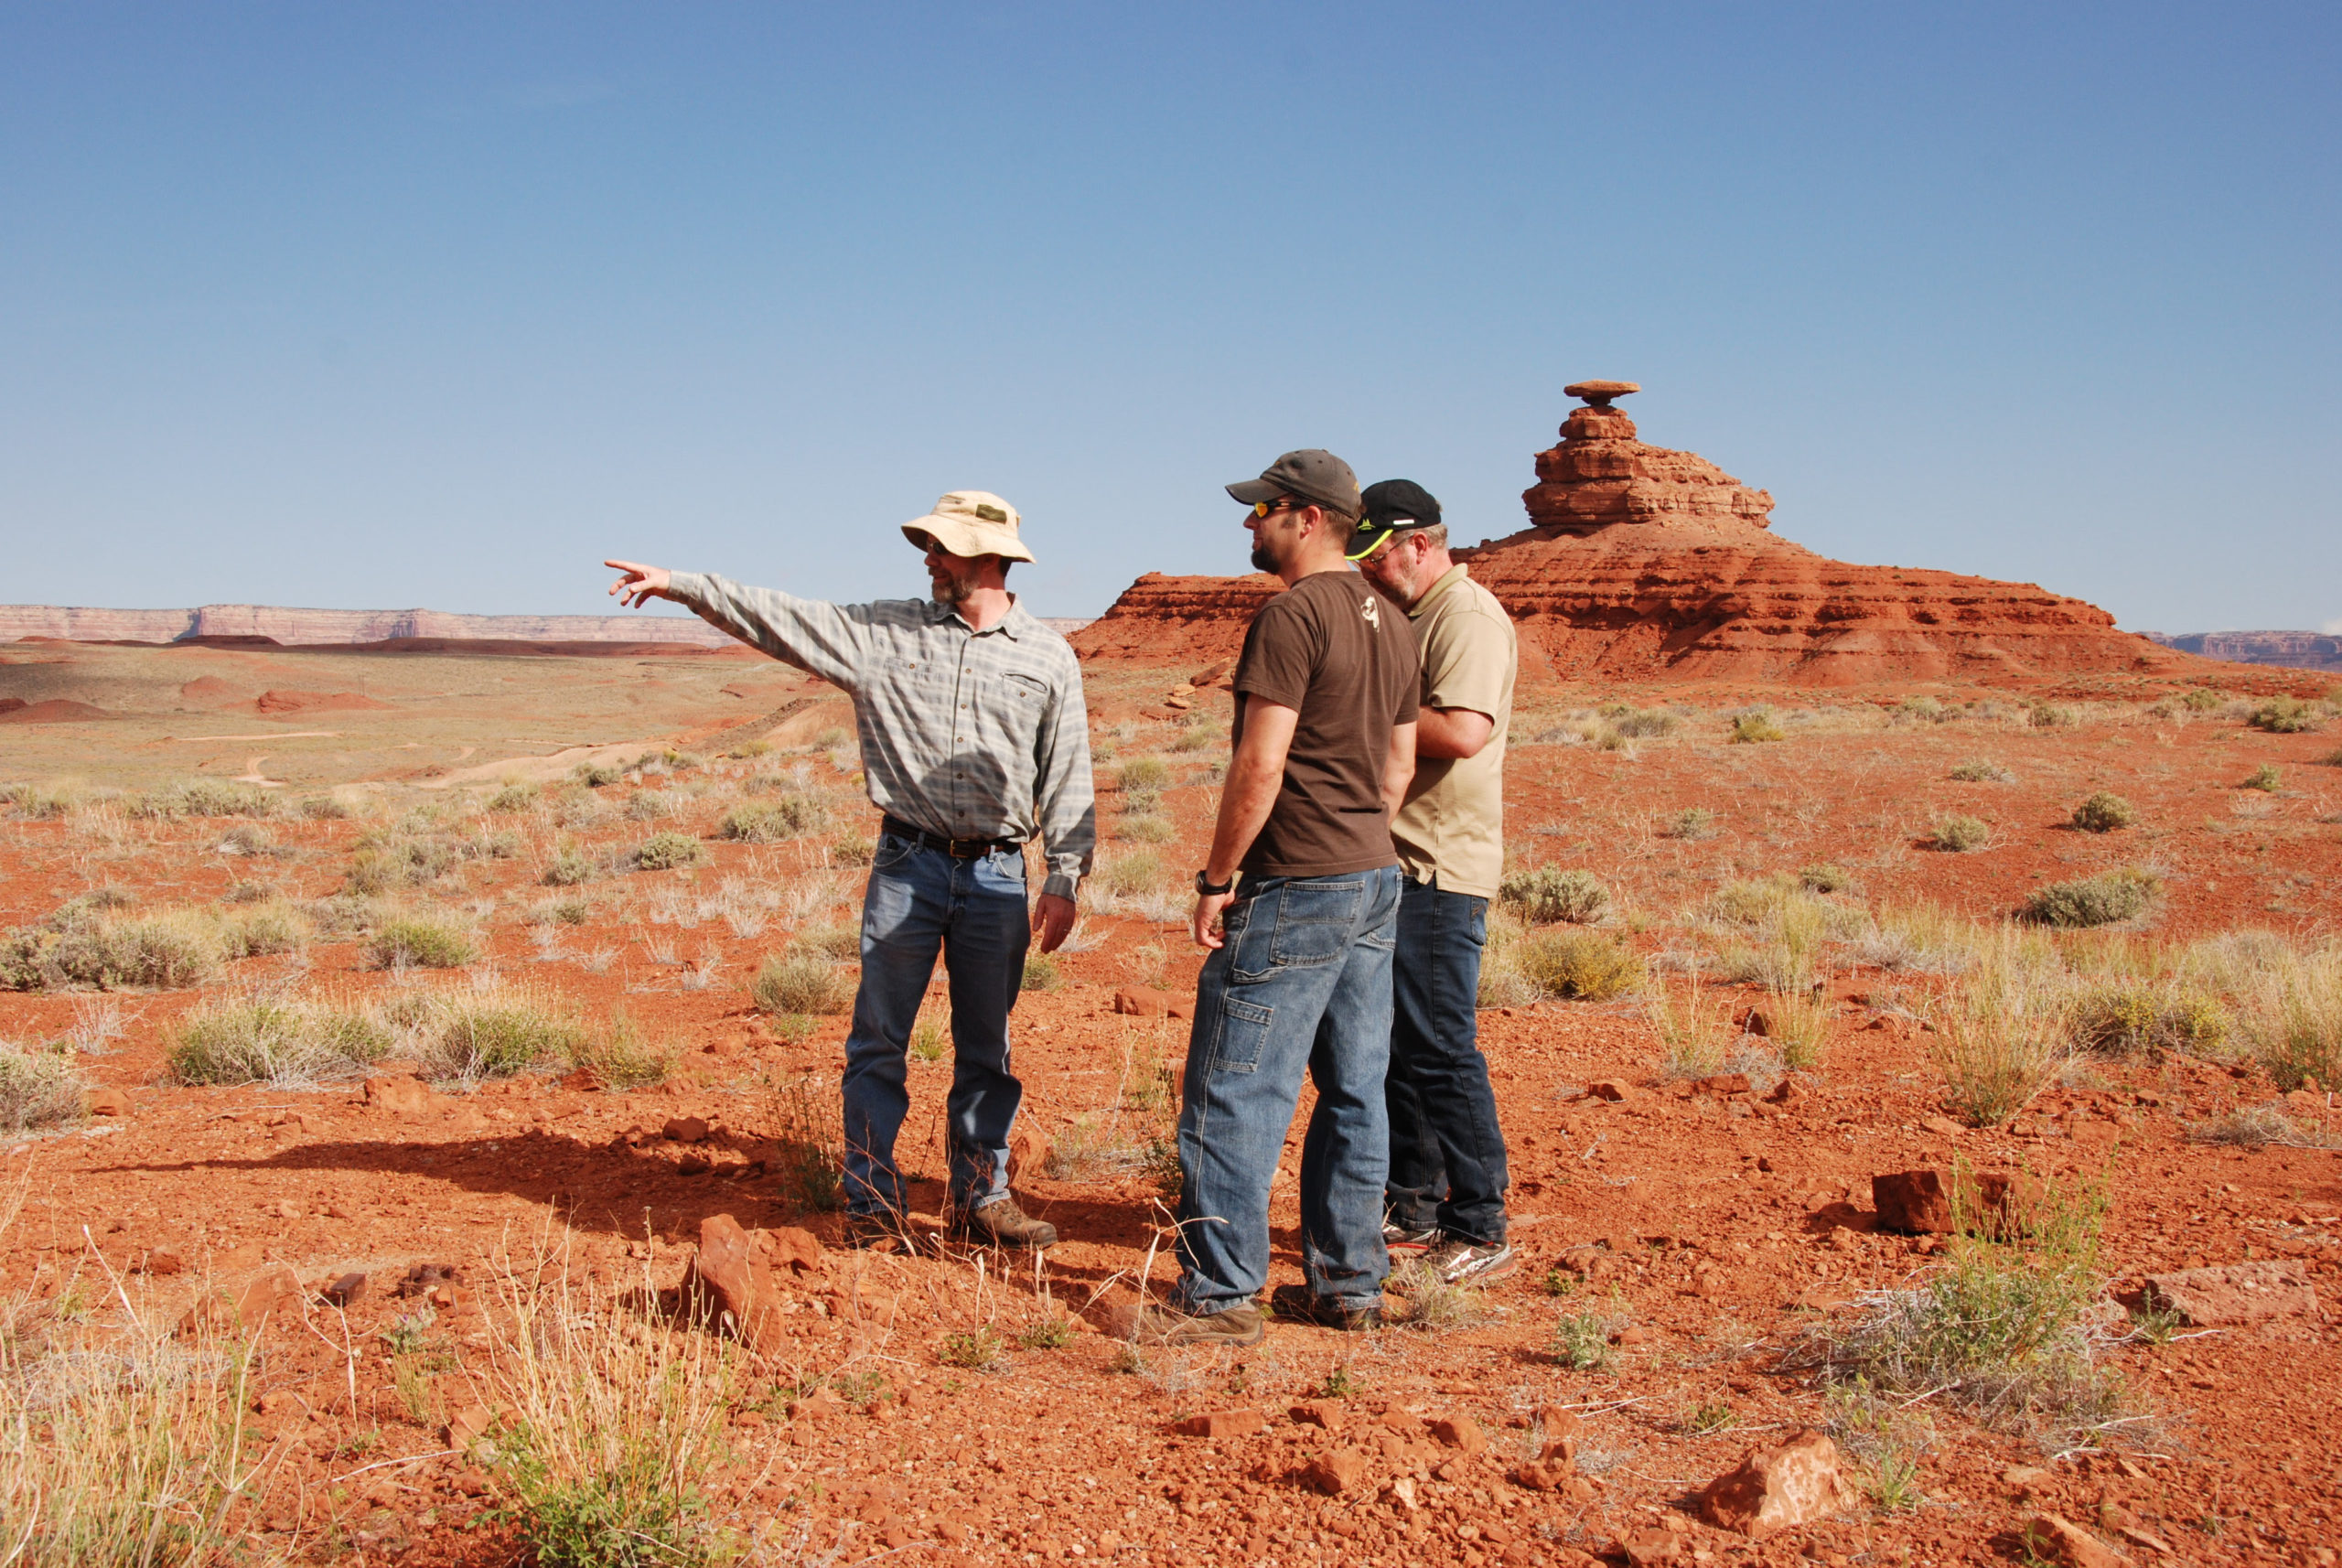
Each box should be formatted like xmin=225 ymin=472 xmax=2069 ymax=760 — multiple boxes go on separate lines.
xmin=1385 ymin=877 xmax=1509 ymax=1245
xmin=1173 ymin=866 xmax=1400 ymax=1316
xmin=840 ymin=830 xmax=1031 ymax=1218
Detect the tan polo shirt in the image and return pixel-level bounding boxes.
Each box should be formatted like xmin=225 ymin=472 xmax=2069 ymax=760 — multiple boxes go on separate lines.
xmin=1391 ymin=564 xmax=1515 ymax=899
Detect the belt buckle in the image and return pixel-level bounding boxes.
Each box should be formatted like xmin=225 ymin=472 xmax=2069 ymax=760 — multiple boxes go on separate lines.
xmin=948 ymin=836 xmax=984 ymax=859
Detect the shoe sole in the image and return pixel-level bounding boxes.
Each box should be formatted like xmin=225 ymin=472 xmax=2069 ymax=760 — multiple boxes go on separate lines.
xmin=1442 ymin=1251 xmax=1520 ymax=1287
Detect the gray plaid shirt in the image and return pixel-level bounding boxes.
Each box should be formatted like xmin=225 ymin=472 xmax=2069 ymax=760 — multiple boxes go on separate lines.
xmin=668 ymin=572 xmax=1095 ymax=900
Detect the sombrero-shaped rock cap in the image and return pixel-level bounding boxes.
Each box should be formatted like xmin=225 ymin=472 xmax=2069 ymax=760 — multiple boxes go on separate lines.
xmin=901 ymin=490 xmax=1037 ymax=564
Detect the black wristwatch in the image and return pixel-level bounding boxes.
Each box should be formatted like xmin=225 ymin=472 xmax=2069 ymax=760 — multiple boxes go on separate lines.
xmin=1194 ymin=869 xmax=1234 ymax=897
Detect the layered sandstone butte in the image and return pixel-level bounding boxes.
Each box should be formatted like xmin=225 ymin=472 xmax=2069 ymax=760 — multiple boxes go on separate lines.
xmin=2141 ymin=629 xmax=2342 ymax=672
xmin=0 ymin=603 xmax=733 ymax=648
xmin=1076 ymin=382 xmax=2190 ymax=687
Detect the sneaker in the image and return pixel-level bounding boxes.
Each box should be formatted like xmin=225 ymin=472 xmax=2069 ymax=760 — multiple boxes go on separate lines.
xmin=842 ymin=1210 xmax=919 ymax=1252
xmin=1420 ymin=1236 xmax=1519 ymax=1286
xmin=1129 ymin=1301 xmax=1265 ymax=1348
xmin=951 ymin=1197 xmax=1058 ymax=1251
xmin=1383 ymin=1220 xmax=1441 ymax=1255
xmin=1268 ymin=1283 xmax=1383 ymax=1332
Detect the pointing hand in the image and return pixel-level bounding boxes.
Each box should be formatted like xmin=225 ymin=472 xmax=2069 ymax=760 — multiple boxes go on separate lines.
xmin=605 ymin=560 xmax=673 ymax=608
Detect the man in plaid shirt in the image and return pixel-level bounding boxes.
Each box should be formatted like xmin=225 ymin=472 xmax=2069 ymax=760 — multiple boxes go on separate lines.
xmin=607 ymin=490 xmax=1094 ymax=1251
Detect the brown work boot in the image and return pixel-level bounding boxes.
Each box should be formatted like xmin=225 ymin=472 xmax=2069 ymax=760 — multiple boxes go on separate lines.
xmin=1129 ymin=1300 xmax=1265 ymax=1348
xmin=952 ymin=1197 xmax=1057 ymax=1251
xmin=843 ymin=1210 xmax=919 ymax=1252
xmin=1269 ymin=1283 xmax=1383 ymax=1332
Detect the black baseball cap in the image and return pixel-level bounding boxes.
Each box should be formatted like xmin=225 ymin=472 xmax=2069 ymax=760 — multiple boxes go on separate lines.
xmin=1226 ymin=449 xmax=1361 ymax=519
xmin=1347 ymin=478 xmax=1443 ymax=561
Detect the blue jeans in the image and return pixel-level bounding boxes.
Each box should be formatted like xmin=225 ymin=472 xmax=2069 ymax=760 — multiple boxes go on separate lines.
xmin=1385 ymin=878 xmax=1509 ymax=1245
xmin=1173 ymin=866 xmax=1400 ymax=1316
xmin=840 ymin=831 xmax=1030 ymax=1218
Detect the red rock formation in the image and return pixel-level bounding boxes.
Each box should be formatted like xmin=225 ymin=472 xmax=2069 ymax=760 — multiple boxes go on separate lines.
xmin=1075 ymin=385 xmax=2199 ymax=688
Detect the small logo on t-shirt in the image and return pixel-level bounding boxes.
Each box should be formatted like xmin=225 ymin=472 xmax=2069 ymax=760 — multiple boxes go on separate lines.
xmin=1360 ymin=596 xmax=1380 ymax=628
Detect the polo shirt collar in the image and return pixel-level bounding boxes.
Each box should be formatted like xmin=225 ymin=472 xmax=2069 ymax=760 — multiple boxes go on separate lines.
xmin=1409 ymin=564 xmax=1471 ymax=619
xmin=925 ymin=594 xmax=1028 ymax=639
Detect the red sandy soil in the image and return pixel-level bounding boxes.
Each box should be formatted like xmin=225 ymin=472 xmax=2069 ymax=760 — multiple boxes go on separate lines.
xmin=3 ymin=652 xmax=2339 ymax=1566
xmin=254 ymin=690 xmax=399 ymax=714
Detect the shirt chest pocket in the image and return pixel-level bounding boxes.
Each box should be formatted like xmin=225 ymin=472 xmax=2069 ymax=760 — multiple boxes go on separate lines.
xmin=972 ymin=669 xmax=1050 ymax=732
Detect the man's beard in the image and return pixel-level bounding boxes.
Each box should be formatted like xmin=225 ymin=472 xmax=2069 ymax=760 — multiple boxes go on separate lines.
xmin=930 ymin=572 xmax=974 ymax=607
xmin=1249 ymin=542 xmax=1275 ymax=573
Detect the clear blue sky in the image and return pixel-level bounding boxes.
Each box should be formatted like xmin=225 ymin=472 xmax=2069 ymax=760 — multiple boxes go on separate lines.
xmin=5 ymin=3 xmax=2337 ymax=632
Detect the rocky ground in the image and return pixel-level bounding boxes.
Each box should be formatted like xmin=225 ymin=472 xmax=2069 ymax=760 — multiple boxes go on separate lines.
xmin=2 ymin=639 xmax=2339 ymax=1566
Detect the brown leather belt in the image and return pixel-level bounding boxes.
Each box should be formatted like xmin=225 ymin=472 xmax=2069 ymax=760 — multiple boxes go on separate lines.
xmin=881 ymin=816 xmax=1022 ymax=859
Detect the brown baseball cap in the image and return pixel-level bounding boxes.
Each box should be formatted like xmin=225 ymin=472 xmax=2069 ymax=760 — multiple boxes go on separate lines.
xmin=1226 ymin=449 xmax=1361 ymax=519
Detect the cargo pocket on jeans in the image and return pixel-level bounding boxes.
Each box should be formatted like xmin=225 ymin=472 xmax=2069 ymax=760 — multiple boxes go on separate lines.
xmin=1207 ymin=995 xmax=1275 ymax=1074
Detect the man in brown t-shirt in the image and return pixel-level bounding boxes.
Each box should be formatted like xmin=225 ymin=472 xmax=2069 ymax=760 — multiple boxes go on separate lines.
xmin=1133 ymin=449 xmax=1420 ymax=1348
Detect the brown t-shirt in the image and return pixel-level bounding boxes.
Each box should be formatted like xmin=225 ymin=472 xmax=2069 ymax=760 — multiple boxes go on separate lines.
xmin=1231 ymin=569 xmax=1421 ymax=879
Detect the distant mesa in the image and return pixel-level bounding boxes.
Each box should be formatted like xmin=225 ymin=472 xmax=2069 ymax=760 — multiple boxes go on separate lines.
xmin=1077 ymin=381 xmax=2222 ymax=687
xmin=2141 ymin=629 xmax=2342 ymax=672
xmin=0 ymin=697 xmax=115 ymax=724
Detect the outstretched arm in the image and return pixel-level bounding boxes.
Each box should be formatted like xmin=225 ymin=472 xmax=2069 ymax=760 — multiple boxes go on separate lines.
xmin=606 ymin=561 xmax=675 ymax=607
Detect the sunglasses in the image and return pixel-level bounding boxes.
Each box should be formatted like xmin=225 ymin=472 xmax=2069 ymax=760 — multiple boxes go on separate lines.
xmin=1249 ymin=496 xmax=1306 ymax=520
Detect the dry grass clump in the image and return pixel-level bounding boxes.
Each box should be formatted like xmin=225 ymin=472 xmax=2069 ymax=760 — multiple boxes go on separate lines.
xmin=2248 ymin=695 xmax=2319 ymax=734
xmin=0 ymin=780 xmax=88 ymax=820
xmin=1932 ymin=932 xmax=2070 ymax=1125
xmin=130 ymin=779 xmax=278 ymax=820
xmin=630 ymin=832 xmax=704 ymax=871
xmin=1645 ymin=981 xmax=1728 ymax=1079
xmin=1603 ymin=705 xmax=1679 ymax=738
xmin=1798 ymin=1171 xmax=2133 ymax=1448
xmin=0 ymin=1266 xmax=264 ymax=1566
xmin=2068 ymin=791 xmax=2136 ymax=833
xmin=1118 ymin=756 xmax=1173 ymax=792
xmin=2240 ymin=763 xmax=2282 ymax=792
xmin=386 ymin=984 xmax=587 ymax=1081
xmin=1799 ymin=862 xmax=1853 ymax=895
xmin=2067 ymin=980 xmax=2227 ymax=1060
xmin=1948 ymin=757 xmax=2016 ymax=783
xmin=168 ymin=993 xmax=392 ymax=1085
xmin=0 ymin=1040 xmax=89 ymax=1133
xmin=1387 ymin=1255 xmax=1488 ymax=1331
xmin=2186 ymin=1103 xmax=2341 ymax=1150
xmin=480 ymin=1250 xmax=740 ymax=1568
xmin=1663 ymin=806 xmax=1717 ymax=841
xmin=1511 ymin=929 xmax=1640 ymax=1002
xmin=2241 ymin=947 xmax=2342 ymax=1092
xmin=717 ymin=795 xmax=827 ymax=843
xmin=1932 ymin=814 xmax=1992 ymax=853
xmin=1763 ymin=984 xmax=1834 ymax=1072
xmin=1082 ymin=850 xmax=1186 ymax=922
xmin=0 ymin=897 xmax=224 ymax=993
xmin=1499 ymin=865 xmax=1611 ymax=925
xmin=565 ymin=1010 xmax=675 ymax=1090
xmin=487 ymin=781 xmax=540 ymax=813
xmin=751 ymin=950 xmax=853 ymax=1017
xmin=362 ymin=912 xmax=480 ymax=969
xmin=1725 ymin=708 xmax=1785 ymax=744
xmin=2020 ymin=869 xmax=2157 ymax=929
xmin=768 ymin=1076 xmax=844 ymax=1213
xmin=1853 ymin=904 xmax=1979 ymax=975
xmin=1706 ymin=875 xmax=1862 ymax=991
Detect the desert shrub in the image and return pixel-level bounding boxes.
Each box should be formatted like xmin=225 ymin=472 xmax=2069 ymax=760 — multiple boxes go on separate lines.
xmin=632 ymin=832 xmax=704 ymax=871
xmin=404 ymin=987 xmax=587 ymax=1080
xmin=1171 ymin=724 xmax=1222 ymax=753
xmin=753 ymin=951 xmax=853 ymax=1016
xmin=1118 ymin=813 xmax=1176 ymax=844
xmin=566 ymin=1009 xmax=674 ymax=1090
xmin=220 ymin=900 xmax=307 ymax=958
xmin=574 ymin=761 xmax=623 ymax=788
xmin=2021 ymin=870 xmax=2157 ymax=929
xmin=1514 ymin=929 xmax=1639 ymax=1002
xmin=2241 ymin=764 xmax=2281 ymax=792
xmin=728 ymin=738 xmax=773 ymax=759
xmin=2180 ymin=687 xmax=2224 ymax=712
xmin=1932 ymin=815 xmax=1991 ymax=853
xmin=346 ymin=835 xmax=458 ymax=894
xmin=543 ymin=843 xmax=599 ymax=886
xmin=2068 ymin=791 xmax=2136 ymax=833
xmin=796 ymin=922 xmax=861 ymax=960
xmin=1096 ymin=850 xmax=1167 ymax=898
xmin=1933 ymin=935 xmax=2070 ymax=1124
xmin=1947 ymin=758 xmax=2015 ymax=783
xmin=1664 ymin=807 xmax=1717 ymax=841
xmin=364 ymin=914 xmax=479 ymax=969
xmin=2068 ymin=981 xmax=2227 ymax=1060
xmin=831 ymin=832 xmax=876 ymax=867
xmin=1499 ymin=866 xmax=1611 ymax=925
xmin=2027 ymin=703 xmax=2076 ymax=728
xmin=770 ymin=1076 xmax=844 ymax=1212
xmin=0 ymin=1039 xmax=89 ymax=1132
xmin=1645 ymin=982 xmax=1727 ymax=1079
xmin=3 ymin=907 xmax=224 ymax=993
xmin=1119 ymin=757 xmax=1173 ymax=792
xmin=1799 ymin=863 xmax=1852 ymax=895
xmin=1120 ymin=787 xmax=1162 ymax=818
xmin=1604 ymin=705 xmax=1679 ymax=738
xmin=486 ymin=782 xmax=539 ymax=813
xmin=2249 ymin=696 xmax=2318 ymax=734
xmin=134 ymin=779 xmax=277 ymax=820
xmin=625 ymin=791 xmax=672 ymax=822
xmin=1894 ymin=696 xmax=1961 ymax=725
xmin=720 ymin=796 xmax=828 ymax=843
xmin=0 ymin=781 xmax=84 ymax=820
xmin=2244 ymin=950 xmax=2342 ymax=1093
xmin=1799 ymin=1171 xmax=2127 ymax=1443
xmin=1022 ymin=952 xmax=1062 ymax=991
xmin=1725 ymin=710 xmax=1784 ymax=745
xmin=169 ymin=995 xmax=392 ymax=1085
xmin=1552 ymin=1310 xmax=1616 ymax=1371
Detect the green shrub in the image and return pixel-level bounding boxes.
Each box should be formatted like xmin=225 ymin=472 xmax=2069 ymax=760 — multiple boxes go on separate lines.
xmin=543 ymin=844 xmax=598 ymax=886
xmin=1932 ymin=815 xmax=1991 ymax=854
xmin=1948 ymin=758 xmax=2014 ymax=783
xmin=0 ymin=1040 xmax=89 ymax=1132
xmin=345 ymin=835 xmax=460 ymax=893
xmin=405 ymin=988 xmax=587 ymax=1080
xmin=1119 ymin=757 xmax=1173 ymax=792
xmin=1514 ymin=930 xmax=1640 ymax=1002
xmin=2249 ymin=696 xmax=2318 ymax=734
xmin=2021 ymin=870 xmax=2157 ymax=929
xmin=752 ymin=951 xmax=853 ymax=1016
xmin=2182 ymin=687 xmax=2225 ymax=712
xmin=2242 ymin=764 xmax=2281 ymax=792
xmin=1499 ymin=866 xmax=1611 ymax=925
xmin=364 ymin=915 xmax=478 ymax=969
xmin=720 ymin=797 xmax=828 ymax=843
xmin=1726 ymin=710 xmax=1785 ymax=745
xmin=169 ymin=996 xmax=392 ymax=1085
xmin=2028 ymin=703 xmax=2076 ymax=728
xmin=1552 ymin=1311 xmax=1615 ymax=1371
xmin=2068 ymin=792 xmax=2135 ymax=833
xmin=1799 ymin=863 xmax=1852 ymax=894
xmin=632 ymin=832 xmax=704 ymax=871
xmin=2069 ymin=983 xmax=2228 ymax=1060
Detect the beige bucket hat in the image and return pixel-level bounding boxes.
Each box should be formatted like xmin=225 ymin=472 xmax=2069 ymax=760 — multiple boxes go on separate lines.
xmin=900 ymin=490 xmax=1036 ymax=564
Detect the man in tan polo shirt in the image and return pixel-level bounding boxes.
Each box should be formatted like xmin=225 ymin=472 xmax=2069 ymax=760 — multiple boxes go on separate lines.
xmin=1352 ymin=478 xmax=1520 ymax=1286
